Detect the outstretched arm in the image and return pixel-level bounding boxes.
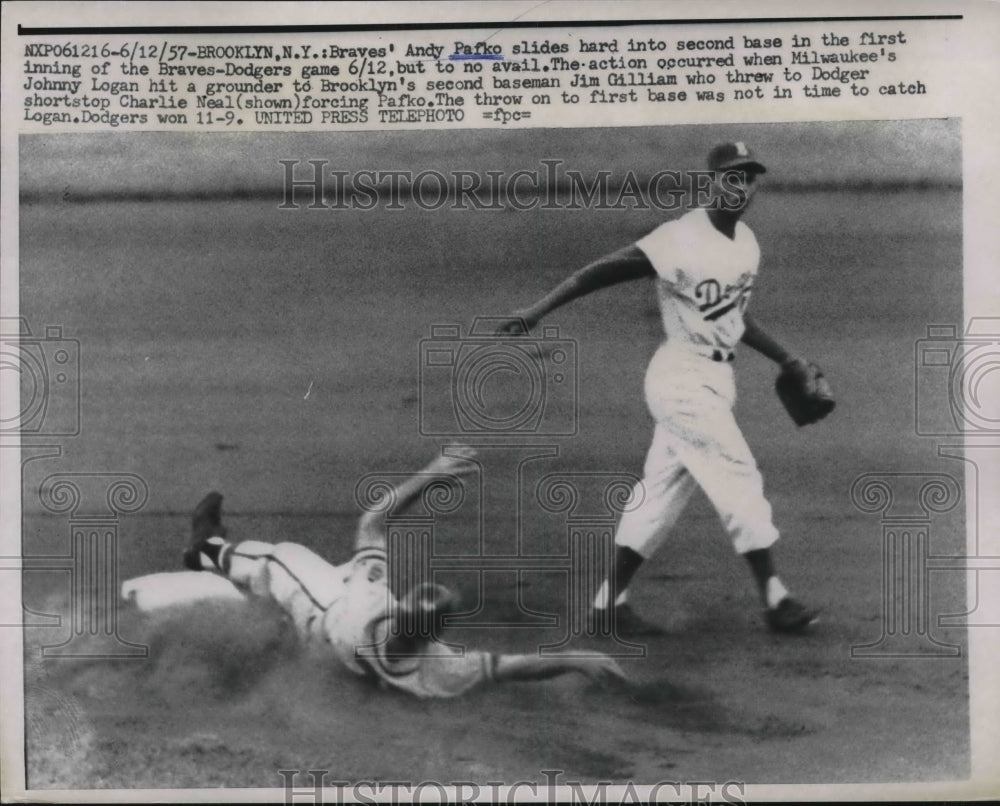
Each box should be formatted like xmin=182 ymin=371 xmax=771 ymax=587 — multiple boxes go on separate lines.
xmin=493 ymin=650 xmax=626 ymax=685
xmin=740 ymin=312 xmax=798 ymax=366
xmin=501 ymin=245 xmax=655 ymax=332
xmin=355 ymin=446 xmax=479 ymax=551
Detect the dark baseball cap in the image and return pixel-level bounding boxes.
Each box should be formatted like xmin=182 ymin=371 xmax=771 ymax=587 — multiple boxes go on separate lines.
xmin=707 ymin=141 xmax=766 ymax=174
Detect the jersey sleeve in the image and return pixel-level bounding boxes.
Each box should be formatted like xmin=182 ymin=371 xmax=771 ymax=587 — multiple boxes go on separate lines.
xmin=635 ymin=221 xmax=681 ymax=285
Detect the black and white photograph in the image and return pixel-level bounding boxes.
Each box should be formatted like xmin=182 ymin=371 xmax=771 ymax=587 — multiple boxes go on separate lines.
xmin=3 ymin=2 xmax=998 ymax=802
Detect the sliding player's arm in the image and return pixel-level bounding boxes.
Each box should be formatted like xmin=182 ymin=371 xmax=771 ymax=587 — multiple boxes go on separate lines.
xmin=354 ymin=446 xmax=479 ymax=551
xmin=493 ymin=650 xmax=626 ymax=684
xmin=367 ymin=645 xmax=627 ymax=698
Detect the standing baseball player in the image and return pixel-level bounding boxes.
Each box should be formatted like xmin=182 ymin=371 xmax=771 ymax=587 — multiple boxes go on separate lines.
xmin=181 ymin=446 xmax=625 ymax=697
xmin=499 ymin=142 xmax=834 ymax=635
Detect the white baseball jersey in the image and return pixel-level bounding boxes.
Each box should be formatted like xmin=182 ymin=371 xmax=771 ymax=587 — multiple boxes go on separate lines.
xmin=227 ymin=541 xmax=495 ymax=698
xmin=635 ymin=207 xmax=761 ymax=351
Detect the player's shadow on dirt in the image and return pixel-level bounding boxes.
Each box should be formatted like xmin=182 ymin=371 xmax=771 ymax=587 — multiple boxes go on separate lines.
xmin=618 ymin=677 xmax=732 ymax=732
xmin=620 ymin=676 xmax=815 ymax=740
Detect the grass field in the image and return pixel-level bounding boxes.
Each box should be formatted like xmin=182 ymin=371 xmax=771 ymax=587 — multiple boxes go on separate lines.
xmin=17 ymin=146 xmax=969 ymax=788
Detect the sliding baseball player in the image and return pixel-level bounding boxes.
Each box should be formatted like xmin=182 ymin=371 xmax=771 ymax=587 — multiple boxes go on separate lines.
xmin=499 ymin=142 xmax=834 ymax=636
xmin=177 ymin=446 xmax=625 ymax=697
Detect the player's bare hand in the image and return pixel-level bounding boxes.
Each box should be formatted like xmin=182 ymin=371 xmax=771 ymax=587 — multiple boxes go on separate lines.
xmin=438 ymin=443 xmax=479 ymax=469
xmin=495 ymin=311 xmax=537 ymax=336
xmin=573 ymin=652 xmax=627 ymax=685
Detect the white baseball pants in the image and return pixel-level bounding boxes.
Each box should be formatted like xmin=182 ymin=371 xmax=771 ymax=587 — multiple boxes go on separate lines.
xmin=615 ymin=342 xmax=780 ymax=558
xmin=226 ymin=540 xmax=346 ymax=638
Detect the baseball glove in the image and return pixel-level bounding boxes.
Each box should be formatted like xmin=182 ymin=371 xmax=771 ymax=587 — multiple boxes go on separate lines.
xmin=775 ymin=358 xmax=835 ymax=426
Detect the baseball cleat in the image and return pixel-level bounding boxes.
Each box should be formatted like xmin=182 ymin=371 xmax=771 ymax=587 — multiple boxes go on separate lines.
xmin=603 ymin=603 xmax=666 ymax=638
xmin=183 ymin=492 xmax=227 ymax=571
xmin=765 ymin=597 xmax=819 ymax=634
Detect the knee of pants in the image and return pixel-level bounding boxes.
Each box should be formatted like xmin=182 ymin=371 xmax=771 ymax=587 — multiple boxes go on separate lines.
xmin=226 ymin=540 xmax=321 ymax=603
xmin=228 ymin=543 xmax=318 ymax=619
xmin=614 ymin=474 xmax=697 ymax=559
xmin=270 ymin=541 xmax=323 ymax=568
xmin=226 ymin=539 xmax=276 ymax=591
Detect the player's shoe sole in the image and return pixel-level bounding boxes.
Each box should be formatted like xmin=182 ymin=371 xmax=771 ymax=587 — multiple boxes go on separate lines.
xmin=183 ymin=491 xmax=227 ymax=570
xmin=765 ymin=597 xmax=819 ymax=634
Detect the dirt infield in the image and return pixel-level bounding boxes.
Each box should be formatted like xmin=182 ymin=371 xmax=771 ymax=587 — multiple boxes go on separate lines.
xmin=19 ymin=156 xmax=968 ymax=788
